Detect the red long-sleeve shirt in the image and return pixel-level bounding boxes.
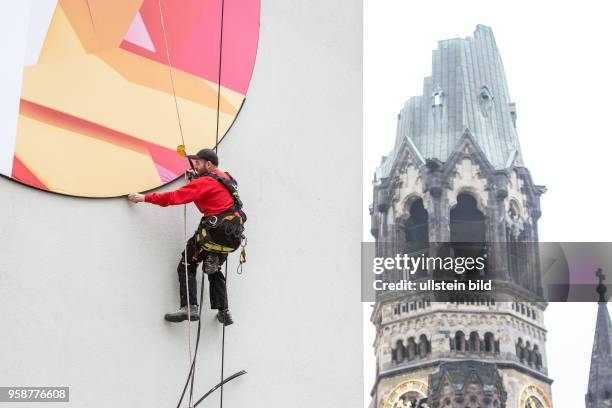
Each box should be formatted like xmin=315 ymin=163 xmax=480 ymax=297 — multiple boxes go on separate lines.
xmin=145 ymin=169 xmax=234 ymax=216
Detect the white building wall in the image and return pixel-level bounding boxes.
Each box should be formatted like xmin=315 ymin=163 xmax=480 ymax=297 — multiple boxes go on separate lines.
xmin=0 ymin=1 xmax=362 ymax=407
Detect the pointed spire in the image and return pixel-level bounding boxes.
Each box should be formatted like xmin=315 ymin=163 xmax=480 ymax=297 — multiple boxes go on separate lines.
xmin=596 ymin=268 xmax=607 ymax=303
xmin=586 ymin=269 xmax=612 ymax=408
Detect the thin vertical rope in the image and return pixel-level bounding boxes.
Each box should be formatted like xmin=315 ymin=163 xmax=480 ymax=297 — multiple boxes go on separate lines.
xmin=215 ymin=2 xmax=227 ymax=408
xmin=220 ymin=263 xmax=227 ymax=407
xmin=157 ymin=1 xmax=194 ymax=407
xmin=157 ymin=1 xmax=233 ymax=407
xmin=84 ymin=0 xmax=97 ymax=36
xmin=158 ymin=0 xmax=186 ymax=148
xmin=214 ymin=0 xmax=226 ymax=154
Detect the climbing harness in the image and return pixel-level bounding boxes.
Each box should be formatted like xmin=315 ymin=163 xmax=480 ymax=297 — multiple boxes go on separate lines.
xmin=157 ymin=0 xmax=246 ymax=407
xmin=194 ymin=172 xmax=247 ymax=254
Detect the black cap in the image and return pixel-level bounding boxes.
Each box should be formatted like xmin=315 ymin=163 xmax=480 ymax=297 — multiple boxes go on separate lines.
xmin=187 ymin=148 xmax=219 ymax=166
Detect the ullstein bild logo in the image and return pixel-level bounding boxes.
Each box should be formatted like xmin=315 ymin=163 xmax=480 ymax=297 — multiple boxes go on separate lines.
xmin=373 ymin=277 xmax=492 ymax=292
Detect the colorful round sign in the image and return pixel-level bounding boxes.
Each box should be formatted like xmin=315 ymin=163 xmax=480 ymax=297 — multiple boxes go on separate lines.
xmin=4 ymin=0 xmax=259 ymax=197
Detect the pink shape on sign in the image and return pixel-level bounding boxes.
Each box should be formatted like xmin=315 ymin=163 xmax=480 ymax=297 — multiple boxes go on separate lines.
xmin=154 ymin=163 xmax=179 ymax=182
xmin=124 ymin=11 xmax=156 ymax=52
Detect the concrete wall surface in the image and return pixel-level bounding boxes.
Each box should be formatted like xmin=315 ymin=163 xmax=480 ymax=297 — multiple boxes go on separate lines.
xmin=0 ymin=1 xmax=363 ymax=407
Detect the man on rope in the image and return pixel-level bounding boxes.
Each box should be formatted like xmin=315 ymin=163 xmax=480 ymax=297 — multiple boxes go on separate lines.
xmin=128 ymin=148 xmax=242 ymax=325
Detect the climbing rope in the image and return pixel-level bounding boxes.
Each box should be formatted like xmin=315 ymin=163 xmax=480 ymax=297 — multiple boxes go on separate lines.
xmin=157 ymin=1 xmax=194 ymax=406
xmin=186 ymin=0 xmax=228 ymax=403
xmin=214 ymin=0 xmax=226 ymax=155
xmin=210 ymin=3 xmax=239 ymax=408
xmin=214 ymin=4 xmax=228 ymax=408
xmin=157 ymin=1 xmax=242 ymax=407
xmin=84 ymin=0 xmax=97 ymax=37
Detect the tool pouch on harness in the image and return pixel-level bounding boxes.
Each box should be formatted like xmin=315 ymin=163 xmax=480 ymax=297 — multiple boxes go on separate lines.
xmin=194 ymin=172 xmax=246 ymax=254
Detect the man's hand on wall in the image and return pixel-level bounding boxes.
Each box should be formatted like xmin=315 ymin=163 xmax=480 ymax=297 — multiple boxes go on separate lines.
xmin=127 ymin=193 xmax=145 ymax=203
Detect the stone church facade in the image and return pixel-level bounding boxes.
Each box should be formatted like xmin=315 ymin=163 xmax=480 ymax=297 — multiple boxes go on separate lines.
xmin=369 ymin=26 xmax=553 ymax=408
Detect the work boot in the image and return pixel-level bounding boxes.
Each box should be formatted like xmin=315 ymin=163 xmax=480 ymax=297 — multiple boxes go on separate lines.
xmin=216 ymin=309 xmax=234 ymax=326
xmin=164 ymin=305 xmax=200 ymax=323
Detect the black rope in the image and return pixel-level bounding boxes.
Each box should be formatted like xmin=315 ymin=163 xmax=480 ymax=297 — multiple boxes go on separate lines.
xmin=175 ymin=259 xmax=207 ymax=408
xmin=175 ymin=2 xmax=233 ymax=406
xmin=214 ymin=0 xmax=225 ymax=154
xmin=176 ymin=261 xmax=245 ymax=408
xmin=214 ymin=3 xmax=227 ymax=408
xmin=194 ymin=370 xmax=247 ymax=407
xmin=187 ymin=267 xmax=207 ymax=405
xmin=220 ymin=262 xmax=228 ymax=407
xmin=181 ymin=0 xmax=226 ymax=404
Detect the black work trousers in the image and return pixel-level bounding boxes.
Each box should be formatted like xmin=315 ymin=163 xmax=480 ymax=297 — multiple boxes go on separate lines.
xmin=177 ymin=232 xmax=228 ymax=310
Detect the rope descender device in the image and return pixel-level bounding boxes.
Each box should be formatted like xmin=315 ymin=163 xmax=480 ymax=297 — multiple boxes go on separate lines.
xmin=177 ymin=144 xmax=198 ymax=180
xmin=236 ymin=237 xmax=247 ymax=275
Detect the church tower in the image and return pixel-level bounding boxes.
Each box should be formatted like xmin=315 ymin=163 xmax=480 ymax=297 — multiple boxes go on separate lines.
xmin=585 ymin=269 xmax=612 ymax=408
xmin=369 ymin=25 xmax=552 ymax=408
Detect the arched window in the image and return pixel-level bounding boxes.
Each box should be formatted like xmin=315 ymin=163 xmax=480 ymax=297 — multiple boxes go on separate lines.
xmin=455 ymin=331 xmax=466 ymax=352
xmin=525 ymin=341 xmax=533 ymax=365
xmin=393 ymin=339 xmax=405 ymax=364
xmin=405 ymin=199 xmax=429 ymax=245
xmin=450 ymin=194 xmax=487 ymax=273
xmin=433 ymin=92 xmax=443 ymax=107
xmin=432 ymin=86 xmax=444 ymax=107
xmin=516 ymin=338 xmax=525 ymax=361
xmin=469 ymin=331 xmax=481 ymax=352
xmin=451 ymin=194 xmax=485 ymax=242
xmin=533 ymin=345 xmax=542 ymax=369
xmin=405 ymin=199 xmax=429 ymax=277
xmin=418 ymin=334 xmax=430 ymax=357
xmin=484 ymin=332 xmax=495 ymax=353
xmin=406 ymin=337 xmax=417 ymax=360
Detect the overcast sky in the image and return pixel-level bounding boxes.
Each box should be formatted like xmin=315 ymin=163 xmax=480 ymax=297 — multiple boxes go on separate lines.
xmin=363 ymin=1 xmax=612 ymax=407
